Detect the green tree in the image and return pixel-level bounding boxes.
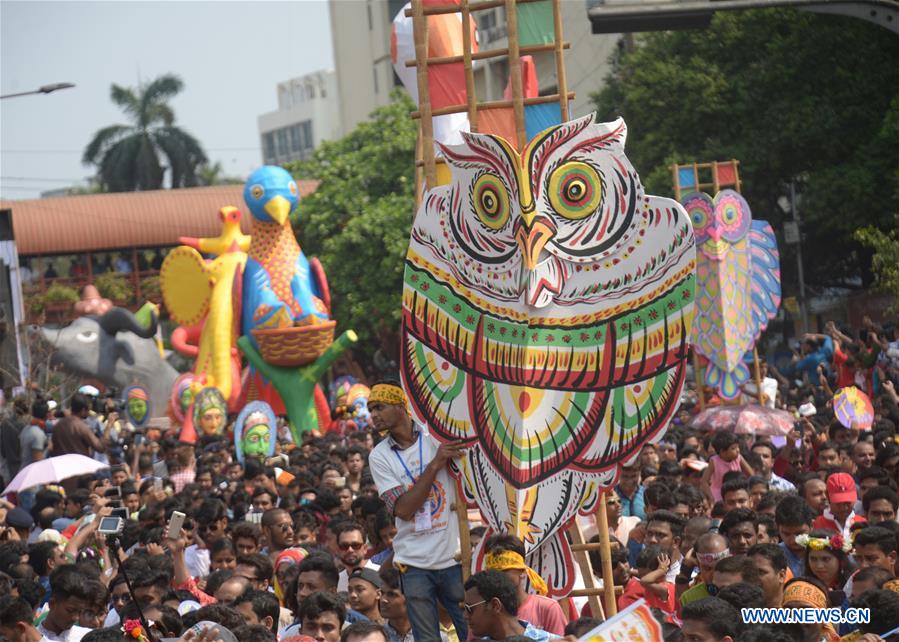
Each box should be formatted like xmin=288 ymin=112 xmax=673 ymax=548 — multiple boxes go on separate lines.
xmin=285 ymin=92 xmax=417 ymax=353
xmin=593 ymin=9 xmax=899 ymax=290
xmin=855 ymin=216 xmax=899 ymax=312
xmin=83 ymin=74 xmax=207 ymax=192
xmin=196 ymin=161 xmax=243 ymax=186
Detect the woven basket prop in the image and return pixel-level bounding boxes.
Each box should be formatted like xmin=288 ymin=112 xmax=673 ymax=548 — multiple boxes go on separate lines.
xmin=251 ymin=320 xmax=336 ymax=367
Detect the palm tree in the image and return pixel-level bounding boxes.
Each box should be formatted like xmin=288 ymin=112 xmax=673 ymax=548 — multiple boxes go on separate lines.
xmin=83 ymin=74 xmax=208 ymax=192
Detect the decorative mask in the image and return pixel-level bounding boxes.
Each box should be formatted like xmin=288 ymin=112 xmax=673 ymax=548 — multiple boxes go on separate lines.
xmin=192 ymin=387 xmax=227 ymax=436
xmin=123 ymin=385 xmax=150 ymax=427
xmin=235 ymin=401 xmax=276 ymax=463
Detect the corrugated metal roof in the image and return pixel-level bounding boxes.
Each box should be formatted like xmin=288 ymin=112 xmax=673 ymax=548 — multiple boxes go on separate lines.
xmin=1 ymin=182 xmax=319 ymax=256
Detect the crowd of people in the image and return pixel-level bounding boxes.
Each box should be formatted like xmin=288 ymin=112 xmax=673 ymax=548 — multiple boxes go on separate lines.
xmin=0 ymin=318 xmax=898 ymax=642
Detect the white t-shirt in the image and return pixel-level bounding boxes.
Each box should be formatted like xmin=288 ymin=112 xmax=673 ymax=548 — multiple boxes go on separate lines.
xmin=369 ymin=426 xmax=460 ymax=570
xmin=36 ymin=624 xmax=91 ymax=642
xmin=743 ymin=377 xmax=779 ymax=408
xmin=185 ymin=544 xmax=210 ymax=578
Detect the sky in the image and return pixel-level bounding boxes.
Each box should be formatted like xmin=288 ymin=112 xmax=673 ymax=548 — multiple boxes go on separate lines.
xmin=0 ymin=0 xmax=334 ymax=200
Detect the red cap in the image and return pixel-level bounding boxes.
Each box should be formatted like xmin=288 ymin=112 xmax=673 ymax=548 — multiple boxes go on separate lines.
xmin=826 ymin=472 xmax=857 ymax=504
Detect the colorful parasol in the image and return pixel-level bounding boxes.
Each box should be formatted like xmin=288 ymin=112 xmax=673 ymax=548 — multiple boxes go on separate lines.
xmin=833 ymin=386 xmax=874 ymax=430
xmin=688 ymin=404 xmax=795 ymax=436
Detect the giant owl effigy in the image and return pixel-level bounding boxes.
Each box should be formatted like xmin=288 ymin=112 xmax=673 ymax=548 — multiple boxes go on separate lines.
xmin=400 ymin=114 xmax=697 ymax=594
xmin=682 ymin=189 xmax=780 ymax=399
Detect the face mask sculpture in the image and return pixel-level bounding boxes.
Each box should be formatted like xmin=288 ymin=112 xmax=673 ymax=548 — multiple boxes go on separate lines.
xmin=235 ymin=401 xmax=276 ymax=463
xmin=193 ymin=387 xmax=227 ymax=437
xmin=400 ymin=115 xmax=696 ymax=595
xmin=123 ymin=385 xmax=150 ymax=428
xmin=170 ymin=373 xmax=196 ymax=425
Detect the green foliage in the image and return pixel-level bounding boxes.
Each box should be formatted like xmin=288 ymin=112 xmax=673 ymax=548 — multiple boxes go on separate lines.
xmin=42 ymin=284 xmax=80 ymax=305
xmin=140 ymin=275 xmax=162 ymax=302
xmin=83 ymin=74 xmax=208 ymax=192
xmin=855 ymin=216 xmax=899 ymax=312
xmin=95 ymin=272 xmax=133 ymax=303
xmin=285 ymin=92 xmax=418 ymax=353
xmin=593 ymin=9 xmax=899 ymax=288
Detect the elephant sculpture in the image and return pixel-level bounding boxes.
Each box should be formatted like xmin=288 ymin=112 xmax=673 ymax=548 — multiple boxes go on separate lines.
xmin=35 ymin=307 xmax=177 ymax=418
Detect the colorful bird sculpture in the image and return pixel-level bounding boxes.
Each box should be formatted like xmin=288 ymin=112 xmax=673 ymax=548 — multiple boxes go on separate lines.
xmin=401 ymin=115 xmax=696 ymax=595
xmin=179 ymin=206 xmax=251 ymax=255
xmin=241 ymin=166 xmax=329 ymax=337
xmin=683 ymin=189 xmax=780 ymax=399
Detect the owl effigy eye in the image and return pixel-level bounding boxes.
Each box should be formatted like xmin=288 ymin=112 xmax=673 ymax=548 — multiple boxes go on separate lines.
xmin=548 ymin=162 xmax=601 ymax=220
xmin=473 ymin=174 xmax=510 ymax=230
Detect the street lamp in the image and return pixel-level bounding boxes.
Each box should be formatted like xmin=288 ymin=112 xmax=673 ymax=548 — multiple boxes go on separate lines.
xmin=0 ymin=82 xmax=76 ymax=100
xmin=778 ymin=180 xmax=809 ymax=333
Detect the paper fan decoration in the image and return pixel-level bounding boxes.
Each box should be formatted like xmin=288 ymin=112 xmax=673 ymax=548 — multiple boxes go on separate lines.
xmin=834 ymin=386 xmax=874 ymax=430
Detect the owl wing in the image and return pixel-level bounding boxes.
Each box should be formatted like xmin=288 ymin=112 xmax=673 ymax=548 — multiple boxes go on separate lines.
xmin=748 ymin=220 xmax=781 ymax=338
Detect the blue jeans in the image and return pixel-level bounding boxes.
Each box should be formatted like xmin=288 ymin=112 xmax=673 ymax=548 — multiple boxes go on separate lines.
xmin=398 ymin=564 xmax=468 ymax=642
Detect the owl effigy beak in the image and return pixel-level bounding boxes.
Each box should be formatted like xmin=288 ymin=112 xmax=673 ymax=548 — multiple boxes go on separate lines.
xmin=515 ymin=214 xmax=556 ymax=270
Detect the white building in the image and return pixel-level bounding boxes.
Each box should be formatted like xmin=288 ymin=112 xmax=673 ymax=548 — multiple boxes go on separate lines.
xmin=327 ymin=0 xmax=620 ymax=137
xmin=257 ymin=70 xmax=340 ymax=166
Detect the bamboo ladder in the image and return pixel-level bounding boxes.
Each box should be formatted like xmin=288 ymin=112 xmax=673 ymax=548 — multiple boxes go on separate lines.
xmin=406 ymin=0 xmax=618 ymax=619
xmin=671 ymin=160 xmax=765 ymax=410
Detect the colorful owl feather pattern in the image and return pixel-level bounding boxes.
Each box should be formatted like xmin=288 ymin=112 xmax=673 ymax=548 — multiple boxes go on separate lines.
xmin=682 ymin=190 xmax=781 ymax=399
xmin=400 ymin=115 xmax=696 ymax=595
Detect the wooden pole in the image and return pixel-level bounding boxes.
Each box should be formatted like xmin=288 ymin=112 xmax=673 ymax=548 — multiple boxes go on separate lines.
xmin=405 ymin=0 xmax=545 ymax=18
xmin=552 ymin=0 xmax=569 ymax=121
xmin=403 ymin=41 xmax=570 ymax=67
xmin=460 ymin=0 xmax=478 ymax=131
xmin=671 ymin=164 xmax=681 ymax=201
xmin=595 ymin=492 xmax=618 ymax=617
xmin=752 ymin=346 xmax=764 ymax=406
xmin=414 ymin=132 xmax=424 ymax=212
xmin=568 ymin=519 xmax=604 ymax=620
xmin=410 ymin=92 xmax=574 ymax=119
xmin=412 ymin=0 xmax=437 ymax=189
xmin=504 ymin=0 xmax=527 ymax=151
xmin=454 ymin=479 xmax=472 ymax=581
xmin=693 ymin=349 xmax=706 ymax=411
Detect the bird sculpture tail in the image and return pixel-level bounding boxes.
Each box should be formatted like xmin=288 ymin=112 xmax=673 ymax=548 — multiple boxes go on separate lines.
xmin=705 ymin=361 xmax=750 ymax=400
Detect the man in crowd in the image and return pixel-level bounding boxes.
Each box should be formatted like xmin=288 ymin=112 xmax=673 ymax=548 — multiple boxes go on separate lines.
xmin=368 ymin=381 xmax=468 ymax=642
xmin=483 ymin=534 xmax=566 ymax=635
xmin=750 ymin=442 xmax=795 ymax=492
xmin=643 ymin=510 xmax=686 ymax=582
xmin=747 ymin=543 xmax=788 ymax=608
xmin=678 ymin=532 xmax=729 ymax=606
xmin=462 ymin=570 xmax=552 ymax=642
xmin=775 ymin=495 xmax=815 ymax=577
xmin=346 ymin=568 xmax=384 ymax=625
xmin=718 ymin=508 xmax=758 ymax=555
xmin=335 ymin=521 xmax=379 ymax=591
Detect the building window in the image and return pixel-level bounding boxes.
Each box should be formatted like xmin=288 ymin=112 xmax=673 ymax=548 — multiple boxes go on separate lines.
xmin=262 ymin=133 xmax=275 ymax=163
xmin=289 ymin=125 xmax=302 ymax=152
xmin=276 ymin=129 xmax=289 ymax=157
xmin=301 ymin=121 xmax=313 ymax=150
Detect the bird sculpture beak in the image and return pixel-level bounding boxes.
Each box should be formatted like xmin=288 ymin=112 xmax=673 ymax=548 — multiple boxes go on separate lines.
xmin=264 ymin=196 xmax=292 ymax=225
xmin=515 ymin=211 xmax=555 ymax=271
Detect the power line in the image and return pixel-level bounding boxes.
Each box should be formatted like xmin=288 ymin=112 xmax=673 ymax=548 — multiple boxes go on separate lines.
xmin=2 ymin=147 xmax=262 ymax=154
xmin=0 ymin=176 xmax=87 ymax=183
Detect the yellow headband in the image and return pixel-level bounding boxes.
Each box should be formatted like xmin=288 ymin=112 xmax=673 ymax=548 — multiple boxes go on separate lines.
xmin=369 ymin=384 xmax=408 ymax=408
xmin=783 ymin=581 xmax=827 ymax=609
xmin=484 ymin=551 xmax=548 ymax=596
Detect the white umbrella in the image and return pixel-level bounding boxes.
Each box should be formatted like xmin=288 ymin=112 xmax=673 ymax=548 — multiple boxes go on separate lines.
xmin=2 ymin=454 xmax=108 ymax=495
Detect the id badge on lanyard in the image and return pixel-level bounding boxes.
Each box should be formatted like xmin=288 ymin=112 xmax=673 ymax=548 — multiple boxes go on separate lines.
xmin=394 ymin=434 xmax=432 ymax=532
